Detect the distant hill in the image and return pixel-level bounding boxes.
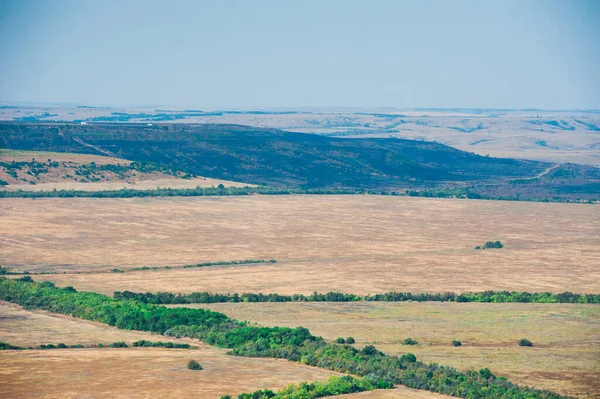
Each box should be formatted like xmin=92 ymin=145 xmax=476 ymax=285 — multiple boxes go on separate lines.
xmin=0 ymin=122 xmax=598 ymax=199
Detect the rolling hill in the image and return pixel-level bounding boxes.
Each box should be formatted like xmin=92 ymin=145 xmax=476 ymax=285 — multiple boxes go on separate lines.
xmin=0 ymin=122 xmax=598 ymax=199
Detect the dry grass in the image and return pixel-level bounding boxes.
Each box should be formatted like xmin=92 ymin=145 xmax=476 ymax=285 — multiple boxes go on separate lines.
xmin=0 ymin=302 xmax=339 ymax=398
xmin=0 ymin=149 xmax=251 ymax=190
xmin=1 ymin=195 xmax=598 ymax=397
xmin=2 ymin=196 xmax=597 ymax=294
xmin=181 ymin=301 xmax=600 ymax=398
xmin=0 ymin=149 xmax=129 ymax=164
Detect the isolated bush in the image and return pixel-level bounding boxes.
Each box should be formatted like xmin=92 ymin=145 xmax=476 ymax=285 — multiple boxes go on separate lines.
xmin=402 ymin=338 xmax=418 ymax=345
xmin=484 ymin=241 xmax=503 ymax=249
xmin=97 ymin=343 xmax=104 ymax=348
xmin=452 ymin=340 xmax=462 ymax=347
xmin=518 ymin=338 xmax=533 ymax=347
xmin=336 ymin=337 xmax=346 ymax=344
xmin=57 ymin=343 xmax=67 ymax=348
xmin=111 ymin=268 xmax=124 ymax=273
xmin=346 ymin=337 xmax=356 ymax=344
xmin=474 ymin=245 xmax=482 ymax=250
xmin=187 ymin=360 xmax=202 ymax=370
xmin=109 ymin=341 xmax=128 ymax=348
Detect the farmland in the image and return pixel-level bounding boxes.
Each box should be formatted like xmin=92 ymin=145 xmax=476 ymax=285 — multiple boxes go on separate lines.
xmin=1 ymin=196 xmax=597 ymax=295
xmin=0 ymin=134 xmax=598 ymax=399
xmin=0 ymin=301 xmax=342 ymax=399
xmin=189 ymin=301 xmax=600 ymax=398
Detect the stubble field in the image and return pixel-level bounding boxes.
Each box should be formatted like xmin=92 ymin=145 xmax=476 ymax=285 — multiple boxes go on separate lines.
xmin=1 ymin=196 xmax=597 ymax=295
xmin=1 ymin=195 xmax=598 ymax=398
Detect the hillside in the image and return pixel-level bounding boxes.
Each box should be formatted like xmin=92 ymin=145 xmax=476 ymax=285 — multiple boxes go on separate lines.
xmin=0 ymin=122 xmax=598 ymax=199
xmin=0 ymin=148 xmax=250 ymax=191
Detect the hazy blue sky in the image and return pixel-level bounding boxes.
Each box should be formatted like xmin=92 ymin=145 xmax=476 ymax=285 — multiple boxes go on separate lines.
xmin=0 ymin=0 xmax=598 ymax=109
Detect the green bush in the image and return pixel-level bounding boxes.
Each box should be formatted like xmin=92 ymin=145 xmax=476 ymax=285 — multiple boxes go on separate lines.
xmin=336 ymin=337 xmax=346 ymax=344
xmin=479 ymin=368 xmax=494 ymax=379
xmin=399 ymin=353 xmax=417 ymax=363
xmin=345 ymin=337 xmax=355 ymax=344
xmin=109 ymin=341 xmax=128 ymax=348
xmin=0 ymin=341 xmax=23 ymax=350
xmin=484 ymin=241 xmax=503 ymax=249
xmin=519 ymin=338 xmax=533 ymax=347
xmin=187 ymin=360 xmax=202 ymax=370
xmin=402 ymin=338 xmax=418 ymax=345
xmin=57 ymin=343 xmax=67 ymax=348
xmin=452 ymin=340 xmax=462 ymax=347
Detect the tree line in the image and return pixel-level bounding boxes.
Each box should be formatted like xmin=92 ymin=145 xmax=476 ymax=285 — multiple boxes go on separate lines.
xmin=114 ymin=289 xmax=600 ymax=305
xmin=1 ymin=184 xmax=592 ymax=204
xmin=0 ymin=277 xmax=569 ymax=399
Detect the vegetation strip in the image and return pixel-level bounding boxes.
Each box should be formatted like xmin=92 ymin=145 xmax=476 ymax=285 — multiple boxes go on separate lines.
xmin=0 ymin=340 xmax=194 ymax=350
xmin=114 ymin=290 xmax=600 ymax=304
xmin=0 ymin=277 xmax=567 ymax=399
xmin=222 ymin=375 xmax=392 ymax=399
xmin=0 ymin=185 xmax=594 ymax=203
xmin=1 ymin=260 xmax=277 ymax=276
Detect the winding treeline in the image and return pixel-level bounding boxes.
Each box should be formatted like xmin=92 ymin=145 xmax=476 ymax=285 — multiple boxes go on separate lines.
xmin=0 ymin=277 xmax=569 ymax=399
xmin=114 ymin=290 xmax=600 ymax=305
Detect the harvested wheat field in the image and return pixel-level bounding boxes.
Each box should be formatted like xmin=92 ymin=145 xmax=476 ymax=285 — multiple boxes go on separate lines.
xmin=2 ymin=196 xmax=597 ymax=294
xmin=185 ymin=301 xmax=600 ymax=398
xmin=0 ymin=301 xmax=339 ymax=398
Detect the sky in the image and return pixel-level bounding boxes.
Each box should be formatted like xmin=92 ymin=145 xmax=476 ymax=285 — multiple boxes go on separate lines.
xmin=0 ymin=0 xmax=598 ymax=110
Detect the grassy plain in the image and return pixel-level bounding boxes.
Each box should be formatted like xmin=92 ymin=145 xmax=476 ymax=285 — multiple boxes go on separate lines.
xmin=186 ymin=301 xmax=600 ymax=398
xmin=0 ymin=301 xmax=340 ymax=398
xmin=1 ymin=196 xmax=597 ymax=294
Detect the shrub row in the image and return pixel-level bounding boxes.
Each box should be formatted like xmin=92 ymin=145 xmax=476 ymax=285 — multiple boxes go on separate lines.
xmin=114 ymin=289 xmax=600 ymax=304
xmin=132 ymin=340 xmax=192 ymax=349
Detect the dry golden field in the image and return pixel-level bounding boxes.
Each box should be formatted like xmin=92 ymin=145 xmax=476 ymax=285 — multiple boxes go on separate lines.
xmin=0 ymin=301 xmax=341 ymax=399
xmin=1 ymin=195 xmax=598 ymax=398
xmin=187 ymin=301 xmax=600 ymax=398
xmin=1 ymin=196 xmax=597 ymax=294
